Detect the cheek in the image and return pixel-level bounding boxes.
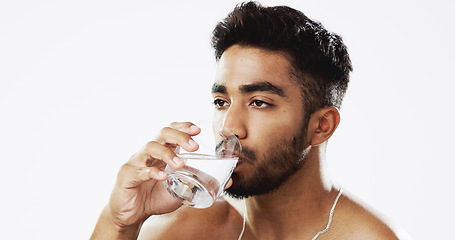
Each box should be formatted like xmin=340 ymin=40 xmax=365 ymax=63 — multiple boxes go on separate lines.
xmin=212 ymin=112 xmax=223 ymax=127
xmin=261 ymin=110 xmax=303 ymax=134
xmin=248 ymin=111 xmax=303 ymax=150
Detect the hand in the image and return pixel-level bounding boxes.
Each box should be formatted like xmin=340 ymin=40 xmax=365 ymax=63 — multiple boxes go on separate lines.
xmin=108 ymin=122 xmax=201 ymax=227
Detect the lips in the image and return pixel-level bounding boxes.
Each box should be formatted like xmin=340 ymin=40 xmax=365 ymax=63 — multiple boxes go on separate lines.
xmin=235 ymin=155 xmax=250 ymax=166
xmin=231 ymin=145 xmax=254 ymax=168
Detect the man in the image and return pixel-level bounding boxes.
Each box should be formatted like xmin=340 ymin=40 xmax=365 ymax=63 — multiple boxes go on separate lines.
xmin=91 ymin=2 xmax=409 ymax=239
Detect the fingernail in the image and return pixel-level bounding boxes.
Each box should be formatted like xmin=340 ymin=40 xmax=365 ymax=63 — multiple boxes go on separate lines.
xmin=158 ymin=171 xmax=167 ymax=178
xmin=190 ymin=125 xmax=200 ymax=131
xmin=172 ymin=156 xmax=182 ymax=165
xmin=188 ymin=139 xmax=198 ymax=148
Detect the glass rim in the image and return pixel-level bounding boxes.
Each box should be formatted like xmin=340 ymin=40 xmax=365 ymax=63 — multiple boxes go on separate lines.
xmin=177 ymin=153 xmax=239 ymax=160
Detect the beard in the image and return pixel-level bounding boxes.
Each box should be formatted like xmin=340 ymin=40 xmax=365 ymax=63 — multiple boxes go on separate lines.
xmin=224 ymin=122 xmax=310 ymax=199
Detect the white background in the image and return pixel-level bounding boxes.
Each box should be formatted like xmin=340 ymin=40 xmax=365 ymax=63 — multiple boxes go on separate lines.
xmin=1 ymin=0 xmax=454 ymax=239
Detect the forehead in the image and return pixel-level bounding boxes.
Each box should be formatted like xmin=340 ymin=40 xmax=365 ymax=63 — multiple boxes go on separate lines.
xmin=214 ymin=45 xmax=299 ymax=94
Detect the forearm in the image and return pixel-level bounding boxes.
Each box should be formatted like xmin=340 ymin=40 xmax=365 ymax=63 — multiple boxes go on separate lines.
xmin=90 ymin=205 xmax=143 ymax=240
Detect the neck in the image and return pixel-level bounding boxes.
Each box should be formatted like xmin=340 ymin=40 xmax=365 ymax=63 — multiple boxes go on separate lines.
xmin=243 ymin=145 xmax=338 ymax=239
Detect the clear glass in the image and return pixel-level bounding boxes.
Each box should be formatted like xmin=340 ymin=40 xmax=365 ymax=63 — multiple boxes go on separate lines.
xmin=163 ymin=122 xmax=240 ymax=209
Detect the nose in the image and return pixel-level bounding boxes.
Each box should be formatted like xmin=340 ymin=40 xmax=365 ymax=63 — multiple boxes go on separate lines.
xmin=219 ymin=103 xmax=247 ymax=140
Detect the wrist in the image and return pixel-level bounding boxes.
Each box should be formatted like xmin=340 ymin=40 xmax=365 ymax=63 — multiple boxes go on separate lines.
xmin=91 ymin=205 xmax=144 ymax=240
xmin=112 ymin=220 xmax=143 ymax=239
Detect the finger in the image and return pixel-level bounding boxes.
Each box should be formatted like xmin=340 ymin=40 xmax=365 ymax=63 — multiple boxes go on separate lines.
xmin=156 ymin=127 xmax=199 ymax=153
xmin=130 ymin=141 xmax=183 ymax=169
xmin=117 ymin=164 xmax=168 ymax=189
xmin=170 ymin=122 xmax=201 ymax=135
xmin=137 ymin=166 xmax=168 ymax=182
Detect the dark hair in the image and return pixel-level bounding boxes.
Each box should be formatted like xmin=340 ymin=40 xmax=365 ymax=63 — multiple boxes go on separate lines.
xmin=211 ymin=1 xmax=353 ymax=114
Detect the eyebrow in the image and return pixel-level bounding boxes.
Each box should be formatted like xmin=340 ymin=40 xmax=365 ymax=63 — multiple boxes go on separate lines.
xmin=211 ymin=83 xmax=227 ymax=94
xmin=212 ymin=81 xmax=286 ymax=97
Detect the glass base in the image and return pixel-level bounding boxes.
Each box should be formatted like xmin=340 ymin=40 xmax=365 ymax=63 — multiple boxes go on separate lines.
xmin=163 ymin=167 xmax=219 ymax=209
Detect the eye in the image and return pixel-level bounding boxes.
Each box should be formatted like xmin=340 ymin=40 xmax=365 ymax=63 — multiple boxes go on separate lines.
xmin=250 ymin=100 xmax=271 ymax=108
xmin=213 ymin=99 xmax=229 ymax=109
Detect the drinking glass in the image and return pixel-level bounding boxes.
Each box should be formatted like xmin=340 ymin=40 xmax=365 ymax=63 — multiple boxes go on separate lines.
xmin=163 ymin=122 xmax=240 ymax=209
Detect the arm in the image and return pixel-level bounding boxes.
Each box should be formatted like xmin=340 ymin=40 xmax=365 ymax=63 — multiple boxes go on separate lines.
xmin=91 ymin=205 xmax=143 ymax=240
xmin=90 ymin=122 xmax=201 ymax=240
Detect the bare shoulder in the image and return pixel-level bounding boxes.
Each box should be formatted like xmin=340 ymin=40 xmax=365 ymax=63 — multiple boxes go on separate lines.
xmin=138 ymin=198 xmax=244 ymax=240
xmin=333 ymin=190 xmax=413 ymax=240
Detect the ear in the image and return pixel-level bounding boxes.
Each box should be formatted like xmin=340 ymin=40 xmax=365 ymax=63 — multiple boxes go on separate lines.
xmin=307 ymin=106 xmax=341 ymax=146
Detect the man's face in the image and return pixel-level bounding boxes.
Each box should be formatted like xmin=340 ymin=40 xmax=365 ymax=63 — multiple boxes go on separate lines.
xmin=211 ymin=45 xmax=310 ymax=198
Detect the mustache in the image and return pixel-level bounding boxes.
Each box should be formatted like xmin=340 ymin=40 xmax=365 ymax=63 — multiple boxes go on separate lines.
xmin=237 ymin=146 xmax=256 ymax=164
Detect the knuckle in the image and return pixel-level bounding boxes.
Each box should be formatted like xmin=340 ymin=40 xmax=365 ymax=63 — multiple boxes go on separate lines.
xmin=142 ymin=141 xmax=174 ymax=161
xmin=158 ymin=127 xmax=172 ymax=137
xmin=176 ymin=132 xmax=190 ymax=142
xmin=145 ymin=140 xmax=159 ymax=149
xmin=169 ymin=122 xmax=180 ymax=128
xmin=117 ymin=163 xmax=131 ymax=178
xmin=157 ymin=146 xmax=174 ymax=159
xmin=156 ymin=148 xmax=169 ymax=158
xmin=157 ymin=127 xmax=190 ymax=144
xmin=155 ymin=127 xmax=178 ymax=143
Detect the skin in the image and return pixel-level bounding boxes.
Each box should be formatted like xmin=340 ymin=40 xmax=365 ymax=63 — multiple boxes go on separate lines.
xmin=91 ymin=45 xmax=410 ymax=240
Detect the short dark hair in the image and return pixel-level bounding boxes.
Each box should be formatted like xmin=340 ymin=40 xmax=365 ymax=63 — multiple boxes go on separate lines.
xmin=211 ymin=1 xmax=353 ymax=114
